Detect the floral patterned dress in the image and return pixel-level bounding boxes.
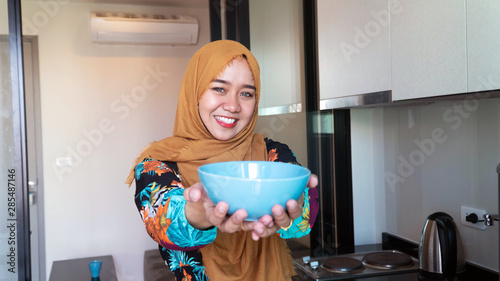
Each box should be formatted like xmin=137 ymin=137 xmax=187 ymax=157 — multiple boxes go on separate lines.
xmin=134 ymin=138 xmax=319 ymax=281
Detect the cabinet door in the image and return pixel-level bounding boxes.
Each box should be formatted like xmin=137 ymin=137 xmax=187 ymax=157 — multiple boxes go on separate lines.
xmin=391 ymin=0 xmax=467 ymax=101
xmin=250 ymin=0 xmax=304 ymax=114
xmin=317 ymin=0 xmax=391 ymax=101
xmin=467 ymin=0 xmax=500 ymax=92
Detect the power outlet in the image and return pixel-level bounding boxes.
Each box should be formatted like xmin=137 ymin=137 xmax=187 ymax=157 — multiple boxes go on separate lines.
xmin=461 ymin=206 xmax=487 ymax=230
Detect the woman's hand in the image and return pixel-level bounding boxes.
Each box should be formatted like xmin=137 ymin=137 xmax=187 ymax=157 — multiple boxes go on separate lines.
xmin=184 ymin=182 xmax=249 ymax=232
xmin=243 ymin=174 xmax=319 ymax=241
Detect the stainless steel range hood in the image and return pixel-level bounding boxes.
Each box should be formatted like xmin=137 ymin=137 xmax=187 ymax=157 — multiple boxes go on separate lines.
xmin=319 ymin=91 xmax=391 ymax=110
xmin=318 ymin=89 xmax=500 ymax=110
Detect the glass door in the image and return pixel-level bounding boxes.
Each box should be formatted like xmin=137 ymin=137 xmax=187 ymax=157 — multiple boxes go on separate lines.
xmin=1 ymin=0 xmax=31 ymax=280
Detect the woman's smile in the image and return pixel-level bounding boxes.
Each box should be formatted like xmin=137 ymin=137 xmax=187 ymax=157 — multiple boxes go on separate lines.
xmin=215 ymin=115 xmax=238 ymax=128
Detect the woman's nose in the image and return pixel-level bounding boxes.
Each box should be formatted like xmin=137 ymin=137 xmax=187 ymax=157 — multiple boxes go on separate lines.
xmin=222 ymin=93 xmax=240 ymax=112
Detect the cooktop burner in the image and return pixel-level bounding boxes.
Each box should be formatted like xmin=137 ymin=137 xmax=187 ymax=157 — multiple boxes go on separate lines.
xmin=294 ymin=250 xmax=419 ymax=281
xmin=362 ymin=251 xmax=414 ymax=269
xmin=321 ymin=257 xmax=364 ymax=273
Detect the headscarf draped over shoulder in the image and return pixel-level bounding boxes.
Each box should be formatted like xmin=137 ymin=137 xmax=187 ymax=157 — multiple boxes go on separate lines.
xmin=126 ymin=40 xmax=266 ymax=187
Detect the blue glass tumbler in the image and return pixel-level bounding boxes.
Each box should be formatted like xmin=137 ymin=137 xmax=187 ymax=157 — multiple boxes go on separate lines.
xmin=89 ymin=260 xmax=102 ymax=278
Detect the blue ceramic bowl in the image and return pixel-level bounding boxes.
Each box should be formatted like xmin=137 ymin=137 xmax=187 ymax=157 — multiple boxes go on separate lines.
xmin=197 ymin=161 xmax=311 ymax=220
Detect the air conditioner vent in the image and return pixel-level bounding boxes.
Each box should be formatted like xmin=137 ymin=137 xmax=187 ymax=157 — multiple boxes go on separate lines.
xmin=90 ymin=12 xmax=198 ymax=45
xmin=93 ymin=12 xmax=180 ymax=21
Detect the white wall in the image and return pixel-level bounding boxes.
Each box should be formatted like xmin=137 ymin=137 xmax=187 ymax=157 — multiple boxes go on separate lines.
xmin=21 ymin=1 xmax=209 ymax=280
xmin=351 ymin=109 xmax=387 ymax=246
xmin=352 ymin=97 xmax=500 ymax=271
xmin=0 ymin=1 xmax=7 ymax=33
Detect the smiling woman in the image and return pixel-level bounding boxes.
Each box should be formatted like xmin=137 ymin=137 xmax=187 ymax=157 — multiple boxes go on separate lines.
xmin=127 ymin=40 xmax=318 ymax=281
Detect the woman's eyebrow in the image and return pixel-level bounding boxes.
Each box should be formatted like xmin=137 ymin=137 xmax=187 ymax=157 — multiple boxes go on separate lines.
xmin=213 ymin=79 xmax=229 ymax=84
xmin=243 ymin=84 xmax=257 ymax=90
xmin=213 ymin=79 xmax=256 ymax=90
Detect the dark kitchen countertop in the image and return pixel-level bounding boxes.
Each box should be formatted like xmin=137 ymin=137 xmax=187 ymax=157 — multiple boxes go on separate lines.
xmin=49 ymin=255 xmax=116 ymax=281
xmin=292 ymin=271 xmax=419 ymax=281
xmin=291 ymin=243 xmax=418 ymax=281
xmin=292 ymin=254 xmax=498 ymax=281
xmin=292 ymin=271 xmax=497 ymax=281
xmin=291 ymin=233 xmax=499 ymax=281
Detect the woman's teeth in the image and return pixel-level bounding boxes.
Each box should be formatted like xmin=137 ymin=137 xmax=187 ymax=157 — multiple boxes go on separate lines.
xmin=215 ymin=116 xmax=236 ymax=124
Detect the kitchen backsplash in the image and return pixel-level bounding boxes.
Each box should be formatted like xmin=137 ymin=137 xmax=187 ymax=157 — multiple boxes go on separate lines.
xmin=351 ymin=96 xmax=500 ymax=271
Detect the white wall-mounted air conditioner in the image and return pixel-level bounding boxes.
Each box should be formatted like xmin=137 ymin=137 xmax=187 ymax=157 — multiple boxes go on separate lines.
xmin=90 ymin=12 xmax=199 ymax=45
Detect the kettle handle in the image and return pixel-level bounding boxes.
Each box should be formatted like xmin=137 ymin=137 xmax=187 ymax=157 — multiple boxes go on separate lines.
xmin=435 ymin=214 xmax=458 ymax=277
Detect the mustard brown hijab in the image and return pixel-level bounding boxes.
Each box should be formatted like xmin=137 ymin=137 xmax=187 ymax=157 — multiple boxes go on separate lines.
xmin=127 ymin=40 xmax=294 ymax=280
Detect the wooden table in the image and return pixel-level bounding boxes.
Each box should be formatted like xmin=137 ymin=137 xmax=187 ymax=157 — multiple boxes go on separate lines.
xmin=49 ymin=255 xmax=116 ymax=281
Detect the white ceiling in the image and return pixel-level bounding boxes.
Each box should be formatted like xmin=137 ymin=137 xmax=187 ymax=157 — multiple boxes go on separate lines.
xmin=103 ymin=0 xmax=207 ymax=7
xmin=24 ymin=0 xmax=208 ymax=8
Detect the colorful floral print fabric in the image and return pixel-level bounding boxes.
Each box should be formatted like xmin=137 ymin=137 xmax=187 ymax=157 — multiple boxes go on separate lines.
xmin=134 ymin=138 xmax=319 ymax=281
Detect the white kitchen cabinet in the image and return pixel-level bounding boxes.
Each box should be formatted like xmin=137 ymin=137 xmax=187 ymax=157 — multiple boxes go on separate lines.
xmin=391 ymin=0 xmax=467 ymax=101
xmin=317 ymin=0 xmax=391 ymax=103
xmin=250 ymin=0 xmax=304 ymax=115
xmin=467 ymin=0 xmax=500 ymax=92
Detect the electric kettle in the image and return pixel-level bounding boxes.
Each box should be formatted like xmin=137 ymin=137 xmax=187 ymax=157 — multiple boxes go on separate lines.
xmin=418 ymin=212 xmax=466 ymax=278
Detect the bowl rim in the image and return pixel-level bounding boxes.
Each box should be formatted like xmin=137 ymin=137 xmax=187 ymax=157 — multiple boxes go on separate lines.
xmin=197 ymin=160 xmax=311 ymax=181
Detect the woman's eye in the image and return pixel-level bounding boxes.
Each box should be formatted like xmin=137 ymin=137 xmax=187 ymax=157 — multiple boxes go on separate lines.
xmin=212 ymin=87 xmax=225 ymax=93
xmin=241 ymin=92 xmax=254 ymax=98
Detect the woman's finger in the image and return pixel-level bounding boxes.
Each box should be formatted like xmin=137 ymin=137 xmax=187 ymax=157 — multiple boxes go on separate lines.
xmin=307 ymin=174 xmax=318 ymax=188
xmin=207 ymin=202 xmax=229 ymax=226
xmin=272 ymin=204 xmax=292 ymax=228
xmin=241 ymin=220 xmax=255 ymax=232
xmin=218 ymin=209 xmax=247 ymax=233
xmin=258 ymin=214 xmax=274 ymax=228
xmin=184 ymin=182 xmax=215 ymax=230
xmin=286 ymin=199 xmax=301 ymax=220
xmin=250 ymin=223 xmax=279 ymax=241
xmin=252 ymin=221 xmax=266 ymax=236
xmin=183 ymin=182 xmax=204 ymax=202
xmin=241 ymin=215 xmax=273 ymax=233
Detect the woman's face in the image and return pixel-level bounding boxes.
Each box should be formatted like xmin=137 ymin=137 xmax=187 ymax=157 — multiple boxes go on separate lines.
xmin=198 ymin=58 xmax=256 ymax=141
